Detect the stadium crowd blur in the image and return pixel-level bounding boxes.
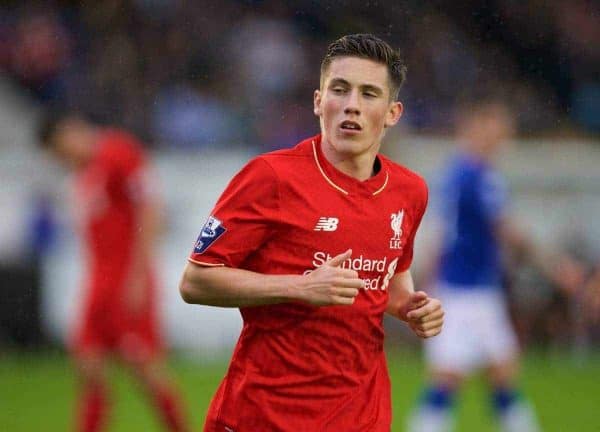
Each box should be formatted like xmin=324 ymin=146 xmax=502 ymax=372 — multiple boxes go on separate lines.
xmin=1 ymin=0 xmax=599 ymax=353
xmin=2 ymin=0 xmax=599 ymax=150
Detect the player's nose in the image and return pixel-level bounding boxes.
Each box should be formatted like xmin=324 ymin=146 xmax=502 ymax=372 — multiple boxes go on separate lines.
xmin=344 ymin=90 xmax=361 ymax=115
xmin=344 ymin=106 xmax=360 ymax=115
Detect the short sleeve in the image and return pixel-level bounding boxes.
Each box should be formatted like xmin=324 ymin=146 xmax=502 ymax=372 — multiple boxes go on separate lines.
xmin=396 ymin=178 xmax=429 ymax=273
xmin=189 ymin=157 xmax=279 ymax=268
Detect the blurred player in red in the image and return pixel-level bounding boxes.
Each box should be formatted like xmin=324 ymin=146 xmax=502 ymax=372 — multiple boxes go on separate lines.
xmin=179 ymin=34 xmax=445 ymax=431
xmin=38 ymin=112 xmax=189 ymax=432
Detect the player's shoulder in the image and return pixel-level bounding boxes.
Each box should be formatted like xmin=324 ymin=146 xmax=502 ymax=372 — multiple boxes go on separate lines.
xmin=92 ymin=129 xmax=147 ymax=176
xmin=97 ymin=128 xmax=146 ymax=164
xmin=260 ymin=136 xmax=314 ymax=162
xmin=98 ymin=128 xmax=144 ymax=155
xmin=381 ymin=155 xmax=428 ymax=211
xmin=221 ymin=138 xmax=315 ymax=201
xmin=441 ymin=152 xmax=485 ymax=190
xmin=247 ymin=135 xmax=315 ymax=175
xmin=381 ymin=154 xmax=428 ymax=193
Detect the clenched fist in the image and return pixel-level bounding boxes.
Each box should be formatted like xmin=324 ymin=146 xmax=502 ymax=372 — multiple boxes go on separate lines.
xmin=400 ymin=291 xmax=444 ymax=338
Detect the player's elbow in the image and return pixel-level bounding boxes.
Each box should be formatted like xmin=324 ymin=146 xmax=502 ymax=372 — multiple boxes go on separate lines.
xmin=178 ymin=278 xmax=197 ymax=304
xmin=178 ymin=265 xmax=208 ymax=304
xmin=179 ymin=263 xmax=230 ymax=306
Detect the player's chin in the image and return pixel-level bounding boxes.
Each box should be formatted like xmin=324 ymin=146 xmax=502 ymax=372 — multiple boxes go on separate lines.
xmin=332 ymin=135 xmax=369 ymax=155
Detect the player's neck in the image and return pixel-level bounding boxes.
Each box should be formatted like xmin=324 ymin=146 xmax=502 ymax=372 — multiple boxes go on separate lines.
xmin=320 ymin=138 xmax=380 ymax=181
xmin=73 ymin=136 xmax=98 ymax=169
xmin=463 ymin=140 xmax=498 ymax=164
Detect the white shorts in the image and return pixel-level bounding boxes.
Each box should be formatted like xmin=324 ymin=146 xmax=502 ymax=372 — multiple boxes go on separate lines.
xmin=424 ymin=285 xmax=519 ymax=374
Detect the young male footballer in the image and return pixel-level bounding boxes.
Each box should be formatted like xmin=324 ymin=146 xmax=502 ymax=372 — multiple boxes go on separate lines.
xmin=179 ymin=33 xmax=444 ymax=432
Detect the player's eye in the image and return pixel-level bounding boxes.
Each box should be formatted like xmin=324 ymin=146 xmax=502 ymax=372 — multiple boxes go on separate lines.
xmin=331 ymin=87 xmax=347 ymax=94
xmin=363 ymin=91 xmax=378 ymax=98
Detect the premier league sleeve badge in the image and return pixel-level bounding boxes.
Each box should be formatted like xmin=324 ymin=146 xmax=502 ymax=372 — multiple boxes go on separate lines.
xmin=194 ymin=215 xmax=227 ymax=254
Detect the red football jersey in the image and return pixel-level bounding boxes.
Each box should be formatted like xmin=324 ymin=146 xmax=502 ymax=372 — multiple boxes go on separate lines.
xmin=74 ymin=129 xmax=154 ymax=302
xmin=189 ymin=135 xmax=428 ymax=432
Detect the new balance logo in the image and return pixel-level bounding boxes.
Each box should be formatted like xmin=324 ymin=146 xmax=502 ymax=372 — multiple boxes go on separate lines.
xmin=314 ymin=217 xmax=339 ymax=231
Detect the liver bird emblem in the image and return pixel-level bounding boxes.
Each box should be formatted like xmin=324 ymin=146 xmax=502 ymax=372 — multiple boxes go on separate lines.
xmin=390 ymin=210 xmax=404 ymax=240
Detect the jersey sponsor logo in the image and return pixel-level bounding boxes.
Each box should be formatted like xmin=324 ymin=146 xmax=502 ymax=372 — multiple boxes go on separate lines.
xmin=314 ymin=217 xmax=339 ymax=231
xmin=381 ymin=257 xmax=399 ymax=290
xmin=312 ymin=251 xmax=388 ymax=273
xmin=389 ymin=209 xmax=404 ymax=249
xmin=307 ymin=251 xmax=398 ymax=291
xmin=193 ymin=215 xmax=226 ymax=254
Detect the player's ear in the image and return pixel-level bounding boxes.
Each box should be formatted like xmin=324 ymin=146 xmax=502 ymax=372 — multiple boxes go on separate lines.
xmin=314 ymin=89 xmax=322 ymax=117
xmin=384 ymin=101 xmax=403 ymax=128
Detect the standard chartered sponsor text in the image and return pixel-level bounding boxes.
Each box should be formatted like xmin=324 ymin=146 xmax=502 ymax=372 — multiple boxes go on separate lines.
xmin=303 ymin=251 xmax=398 ymax=291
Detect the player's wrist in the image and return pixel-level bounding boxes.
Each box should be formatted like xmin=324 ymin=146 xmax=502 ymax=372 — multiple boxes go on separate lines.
xmin=397 ymin=308 xmax=410 ymax=322
xmin=279 ymin=274 xmax=306 ymax=303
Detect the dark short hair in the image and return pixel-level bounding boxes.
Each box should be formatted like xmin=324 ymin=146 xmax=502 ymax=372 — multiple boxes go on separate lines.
xmin=320 ymin=34 xmax=407 ymax=100
xmin=36 ymin=109 xmax=87 ymax=149
xmin=37 ymin=109 xmax=67 ymax=149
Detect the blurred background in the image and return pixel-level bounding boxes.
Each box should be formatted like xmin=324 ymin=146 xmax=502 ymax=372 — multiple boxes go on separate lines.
xmin=1 ymin=0 xmax=599 ymax=431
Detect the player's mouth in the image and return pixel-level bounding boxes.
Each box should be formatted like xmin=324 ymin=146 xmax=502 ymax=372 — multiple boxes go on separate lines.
xmin=339 ymin=120 xmax=362 ymax=135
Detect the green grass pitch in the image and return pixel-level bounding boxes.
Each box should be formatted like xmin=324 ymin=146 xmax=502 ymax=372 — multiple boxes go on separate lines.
xmin=1 ymin=348 xmax=599 ymax=431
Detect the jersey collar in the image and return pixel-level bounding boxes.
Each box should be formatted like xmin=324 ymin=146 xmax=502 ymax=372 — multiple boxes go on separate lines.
xmin=311 ymin=134 xmax=389 ymax=197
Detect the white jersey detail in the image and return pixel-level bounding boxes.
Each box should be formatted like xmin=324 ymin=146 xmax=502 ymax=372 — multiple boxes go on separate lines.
xmin=314 ymin=217 xmax=339 ymax=231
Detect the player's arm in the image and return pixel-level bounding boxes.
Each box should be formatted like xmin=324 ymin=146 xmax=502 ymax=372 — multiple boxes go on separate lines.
xmin=386 ymin=269 xmax=444 ymax=338
xmin=122 ymin=180 xmax=163 ymax=313
xmin=130 ymin=194 xmax=162 ymax=272
xmin=478 ymin=169 xmax=578 ymax=291
xmin=179 ymin=249 xmax=364 ymax=308
xmin=496 ymin=215 xmax=583 ymax=291
xmin=385 ymin=269 xmax=415 ymax=318
xmin=496 ymin=215 xmax=536 ymax=262
xmin=118 ymin=145 xmax=163 ymax=314
xmin=584 ymin=264 xmax=600 ymax=324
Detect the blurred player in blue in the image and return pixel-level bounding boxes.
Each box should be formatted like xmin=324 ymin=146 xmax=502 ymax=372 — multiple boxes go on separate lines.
xmin=407 ymin=98 xmax=542 ymax=432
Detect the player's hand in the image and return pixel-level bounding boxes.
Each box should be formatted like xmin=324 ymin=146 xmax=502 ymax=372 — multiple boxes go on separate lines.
xmin=401 ymin=291 xmax=444 ymax=338
xmin=583 ymin=271 xmax=600 ymax=324
xmin=298 ymin=249 xmax=364 ymax=306
xmin=552 ymin=255 xmax=586 ymax=296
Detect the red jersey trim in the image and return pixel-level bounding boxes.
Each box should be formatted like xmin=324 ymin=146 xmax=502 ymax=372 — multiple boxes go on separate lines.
xmin=187 ymin=258 xmax=225 ymax=267
xmin=311 ymin=139 xmax=390 ymax=196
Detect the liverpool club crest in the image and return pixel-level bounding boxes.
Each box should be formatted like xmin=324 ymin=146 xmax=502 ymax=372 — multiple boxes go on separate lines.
xmin=390 ymin=210 xmax=404 ymax=249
